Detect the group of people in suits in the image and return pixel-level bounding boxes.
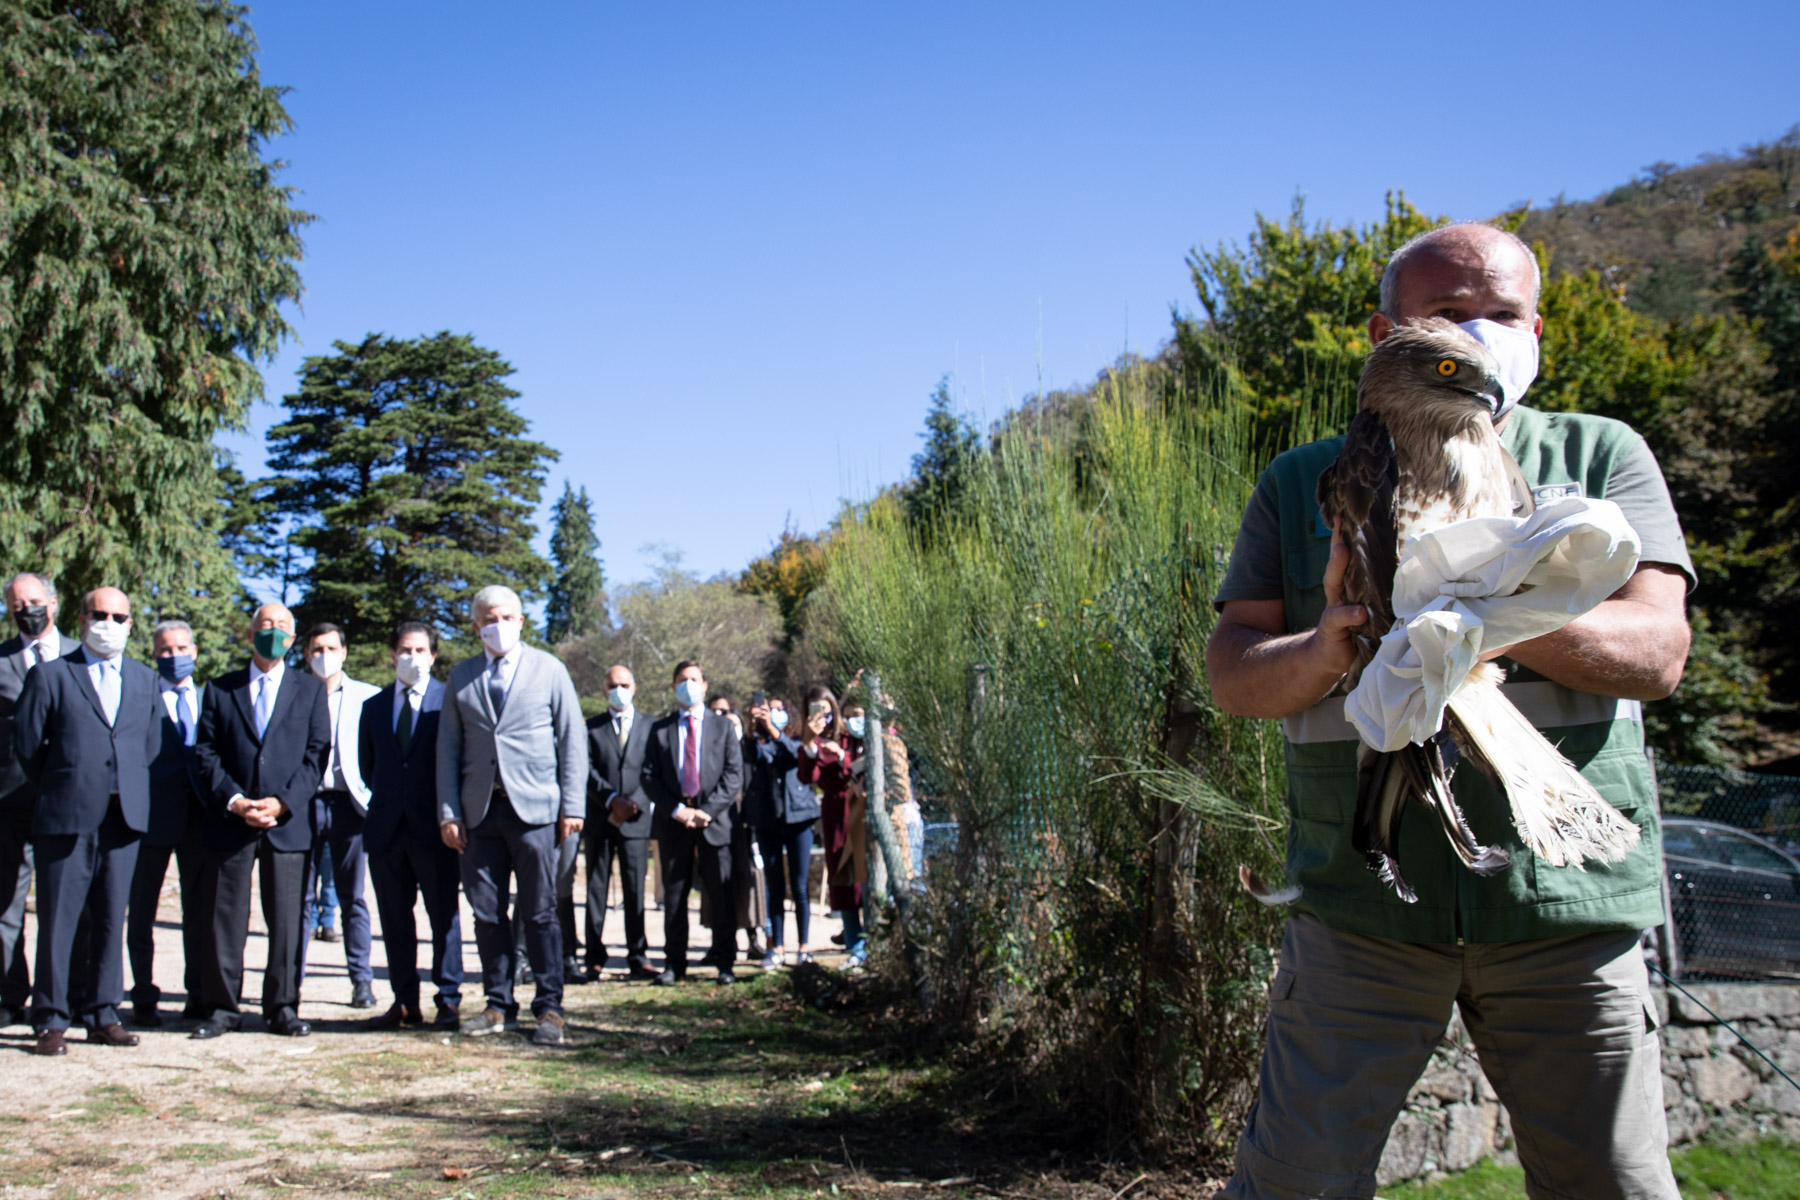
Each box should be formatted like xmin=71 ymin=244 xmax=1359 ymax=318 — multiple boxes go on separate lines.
xmin=3 ymin=572 xmax=896 ymax=1056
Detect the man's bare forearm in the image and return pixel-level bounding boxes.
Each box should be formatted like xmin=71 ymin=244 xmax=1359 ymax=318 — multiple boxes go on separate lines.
xmin=1206 ymin=622 xmax=1351 ymax=719
xmin=1503 ymin=598 xmax=1689 ymax=701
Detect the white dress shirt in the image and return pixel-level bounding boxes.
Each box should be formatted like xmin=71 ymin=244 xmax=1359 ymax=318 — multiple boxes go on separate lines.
xmin=22 ymin=633 xmax=61 ymax=673
xmin=392 ymin=678 xmax=428 ymax=730
xmin=232 ymin=659 xmax=286 ymax=812
xmin=671 ymin=704 xmax=706 ymax=819
xmin=160 ymin=677 xmax=199 ymax=746
xmin=86 ymin=650 xmax=123 ymax=727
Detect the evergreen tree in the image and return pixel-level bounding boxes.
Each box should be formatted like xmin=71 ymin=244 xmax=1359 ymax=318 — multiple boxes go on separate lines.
xmin=265 ymin=332 xmax=556 ymax=670
xmin=903 ymin=378 xmax=983 ymax=533
xmin=545 ymin=482 xmax=605 ymax=644
xmin=0 ymin=1 xmax=309 ymax=604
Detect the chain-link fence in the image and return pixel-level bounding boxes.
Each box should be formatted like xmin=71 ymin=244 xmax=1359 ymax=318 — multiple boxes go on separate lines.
xmin=1656 ymin=763 xmax=1800 ymax=982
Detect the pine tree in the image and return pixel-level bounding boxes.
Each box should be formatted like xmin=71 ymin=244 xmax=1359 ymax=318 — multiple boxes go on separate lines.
xmin=265 ymin=332 xmax=556 ymax=671
xmin=0 ymin=1 xmax=309 ymax=605
xmin=903 ymin=378 xmax=982 ymax=533
xmin=545 ymin=482 xmax=605 ymax=644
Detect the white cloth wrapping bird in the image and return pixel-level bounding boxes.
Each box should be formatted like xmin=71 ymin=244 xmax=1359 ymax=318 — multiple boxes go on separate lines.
xmin=1345 ymin=495 xmax=1641 ymax=754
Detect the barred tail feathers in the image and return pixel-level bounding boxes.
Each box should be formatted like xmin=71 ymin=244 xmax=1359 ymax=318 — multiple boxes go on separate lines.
xmin=1446 ymin=664 xmax=1640 ymax=870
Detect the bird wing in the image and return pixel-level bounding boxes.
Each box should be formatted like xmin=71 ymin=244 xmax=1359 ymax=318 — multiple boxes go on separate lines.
xmin=1315 ymin=410 xmax=1399 ymax=689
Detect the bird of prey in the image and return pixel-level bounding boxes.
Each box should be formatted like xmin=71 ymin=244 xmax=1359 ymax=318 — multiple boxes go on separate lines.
xmin=1315 ymin=318 xmax=1640 ymax=902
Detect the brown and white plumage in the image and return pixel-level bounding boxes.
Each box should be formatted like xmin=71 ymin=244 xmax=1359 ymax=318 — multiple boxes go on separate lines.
xmin=1317 ymin=319 xmax=1638 ymax=901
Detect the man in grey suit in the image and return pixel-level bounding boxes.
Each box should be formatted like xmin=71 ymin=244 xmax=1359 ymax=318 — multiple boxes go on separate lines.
xmin=0 ymin=572 xmax=80 ymax=1027
xmin=438 ymin=585 xmax=587 ymax=1046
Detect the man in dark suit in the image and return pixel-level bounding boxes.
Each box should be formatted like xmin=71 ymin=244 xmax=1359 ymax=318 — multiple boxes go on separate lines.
xmin=643 ymin=659 xmax=743 ymax=986
xmin=189 ymin=602 xmax=331 ymax=1039
xmin=13 ymin=586 xmax=161 ymax=1055
xmin=583 ymin=664 xmax=657 ymax=981
xmin=359 ymin=620 xmax=463 ymax=1030
xmin=0 ymin=571 xmax=78 ymax=1027
xmin=125 ymin=619 xmax=208 ymax=1027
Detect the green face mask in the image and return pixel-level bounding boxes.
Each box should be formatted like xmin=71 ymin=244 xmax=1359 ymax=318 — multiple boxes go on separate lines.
xmin=253 ymin=627 xmax=292 ymax=660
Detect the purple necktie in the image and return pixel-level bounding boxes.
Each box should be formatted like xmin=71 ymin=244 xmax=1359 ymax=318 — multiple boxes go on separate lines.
xmin=681 ymin=714 xmax=701 ymax=797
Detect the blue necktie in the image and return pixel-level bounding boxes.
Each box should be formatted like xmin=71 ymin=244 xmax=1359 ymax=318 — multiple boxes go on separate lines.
xmin=254 ymin=675 xmax=272 ymax=738
xmin=176 ymin=687 xmax=196 ymax=746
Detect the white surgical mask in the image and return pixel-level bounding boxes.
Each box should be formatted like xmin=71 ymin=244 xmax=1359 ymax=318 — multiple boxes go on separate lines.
xmin=309 ymin=650 xmax=345 ymax=680
xmin=846 ymin=716 xmax=866 ymax=738
xmin=395 ymin=653 xmax=430 ymax=688
xmin=675 ymin=678 xmax=706 ymax=709
xmin=479 ymin=620 xmax=521 ymax=656
xmin=84 ymin=619 xmax=129 ymax=658
xmin=1457 ymin=319 xmax=1539 ymax=418
xmin=770 ymin=709 xmax=789 ymax=730
xmin=608 ymin=685 xmax=633 ymax=711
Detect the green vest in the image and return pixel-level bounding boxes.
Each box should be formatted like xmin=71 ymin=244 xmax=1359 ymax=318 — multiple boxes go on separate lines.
xmin=1268 ymin=405 xmax=1665 ymax=944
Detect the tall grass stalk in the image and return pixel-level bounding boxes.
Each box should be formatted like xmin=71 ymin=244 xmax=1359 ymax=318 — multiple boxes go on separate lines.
xmin=817 ymin=367 xmax=1343 ymax=1152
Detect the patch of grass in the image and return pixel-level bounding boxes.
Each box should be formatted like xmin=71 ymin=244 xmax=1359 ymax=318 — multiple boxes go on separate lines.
xmin=166 ymin=1141 xmax=260 ymax=1165
xmin=80 ymin=1084 xmax=148 ymax=1120
xmin=1384 ymin=1137 xmax=1800 ymax=1200
xmin=1673 ymin=1136 xmax=1800 ymax=1199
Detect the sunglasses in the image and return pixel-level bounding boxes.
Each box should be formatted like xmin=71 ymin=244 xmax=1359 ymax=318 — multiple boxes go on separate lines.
xmin=89 ymin=610 xmax=131 ymax=624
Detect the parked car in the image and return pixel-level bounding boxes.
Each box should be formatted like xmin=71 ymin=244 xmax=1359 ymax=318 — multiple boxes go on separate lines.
xmin=1663 ymin=817 xmax=1800 ymax=980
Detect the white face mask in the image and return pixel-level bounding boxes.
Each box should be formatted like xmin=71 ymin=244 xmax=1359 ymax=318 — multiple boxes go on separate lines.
xmin=309 ymin=650 xmax=345 ymax=680
xmin=1457 ymin=319 xmax=1539 ymax=418
xmin=395 ymin=652 xmax=431 ymax=688
xmin=479 ymin=620 xmax=521 ymax=656
xmin=846 ymin=716 xmax=866 ymax=739
xmin=607 ymin=685 xmax=633 ymax=712
xmin=83 ymin=619 xmax=130 ymax=658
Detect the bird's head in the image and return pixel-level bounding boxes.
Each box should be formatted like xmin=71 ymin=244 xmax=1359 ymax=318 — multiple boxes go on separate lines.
xmin=1357 ymin=318 xmax=1505 ymax=432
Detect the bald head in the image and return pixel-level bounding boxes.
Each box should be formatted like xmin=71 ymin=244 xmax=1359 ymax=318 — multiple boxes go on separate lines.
xmin=1372 ymin=224 xmax=1542 ymax=349
xmin=247 ymin=602 xmax=296 ymax=668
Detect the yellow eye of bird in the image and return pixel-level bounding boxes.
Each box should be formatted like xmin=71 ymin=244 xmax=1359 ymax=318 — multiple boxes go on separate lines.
xmin=1436 ymin=359 xmax=1458 ymax=377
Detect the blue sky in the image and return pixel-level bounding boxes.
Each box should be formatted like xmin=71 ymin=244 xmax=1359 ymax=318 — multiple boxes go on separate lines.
xmin=229 ymin=1 xmax=1798 ymax=589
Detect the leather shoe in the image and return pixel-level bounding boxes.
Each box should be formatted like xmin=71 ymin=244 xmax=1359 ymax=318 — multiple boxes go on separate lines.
xmin=314 ymin=925 xmax=339 ymax=942
xmin=432 ymin=1006 xmax=460 ymax=1031
xmin=189 ymin=1020 xmax=228 ymax=1040
xmin=651 ymin=968 xmax=682 ymax=987
xmin=34 ymin=1028 xmax=67 ymax=1056
xmin=367 ymin=1003 xmax=422 ymax=1030
xmin=350 ymin=981 xmax=377 ymax=1009
xmin=88 ymin=1022 xmax=140 ymax=1047
xmin=563 ymin=956 xmax=584 ymax=981
xmin=716 ymin=969 xmax=737 ymax=986
xmin=0 ymin=1004 xmax=21 ymax=1028
xmin=270 ymin=1014 xmax=311 ymax=1037
xmin=580 ymin=964 xmax=605 ymax=984
xmin=131 ymin=1006 xmax=163 ymax=1028
xmin=626 ymin=964 xmax=659 ymax=981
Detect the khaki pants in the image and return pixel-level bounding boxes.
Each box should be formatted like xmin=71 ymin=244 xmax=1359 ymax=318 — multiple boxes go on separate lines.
xmin=1224 ymin=914 xmax=1677 ymax=1200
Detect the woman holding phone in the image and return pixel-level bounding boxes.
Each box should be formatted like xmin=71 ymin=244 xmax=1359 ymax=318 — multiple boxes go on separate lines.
xmin=793 ymin=684 xmax=866 ymax=965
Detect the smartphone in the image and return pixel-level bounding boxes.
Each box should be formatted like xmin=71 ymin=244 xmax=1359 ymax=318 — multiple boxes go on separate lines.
xmin=751 ymin=689 xmax=766 ymax=708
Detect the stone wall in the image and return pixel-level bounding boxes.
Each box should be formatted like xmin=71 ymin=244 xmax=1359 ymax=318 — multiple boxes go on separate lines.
xmin=1375 ymin=983 xmax=1800 ymax=1188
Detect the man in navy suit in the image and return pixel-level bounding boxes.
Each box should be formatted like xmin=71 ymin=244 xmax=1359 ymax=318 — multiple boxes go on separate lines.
xmin=0 ymin=571 xmax=79 ymax=1028
xmin=584 ymin=664 xmax=657 ymax=981
xmin=360 ymin=621 xmax=463 ymax=1030
xmin=643 ymin=660 xmax=743 ymax=986
xmin=189 ymin=602 xmax=331 ymax=1039
xmin=12 ymin=586 xmax=161 ymax=1056
xmin=125 ymin=619 xmax=208 ymax=1027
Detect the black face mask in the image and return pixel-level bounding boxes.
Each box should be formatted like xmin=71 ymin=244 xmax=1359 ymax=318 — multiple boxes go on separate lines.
xmin=13 ymin=605 xmax=49 ymax=638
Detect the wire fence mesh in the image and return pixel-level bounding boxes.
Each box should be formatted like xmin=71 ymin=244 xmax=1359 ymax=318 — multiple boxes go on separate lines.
xmin=1656 ymin=763 xmax=1800 ymax=982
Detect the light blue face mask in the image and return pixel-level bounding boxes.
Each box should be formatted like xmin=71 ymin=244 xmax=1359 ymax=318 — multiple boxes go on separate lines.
xmin=608 ymin=685 xmax=633 ymax=711
xmin=675 ymin=678 xmax=706 ymax=709
xmin=770 ymin=709 xmax=789 ymax=730
xmin=846 ymin=716 xmax=866 ymax=739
